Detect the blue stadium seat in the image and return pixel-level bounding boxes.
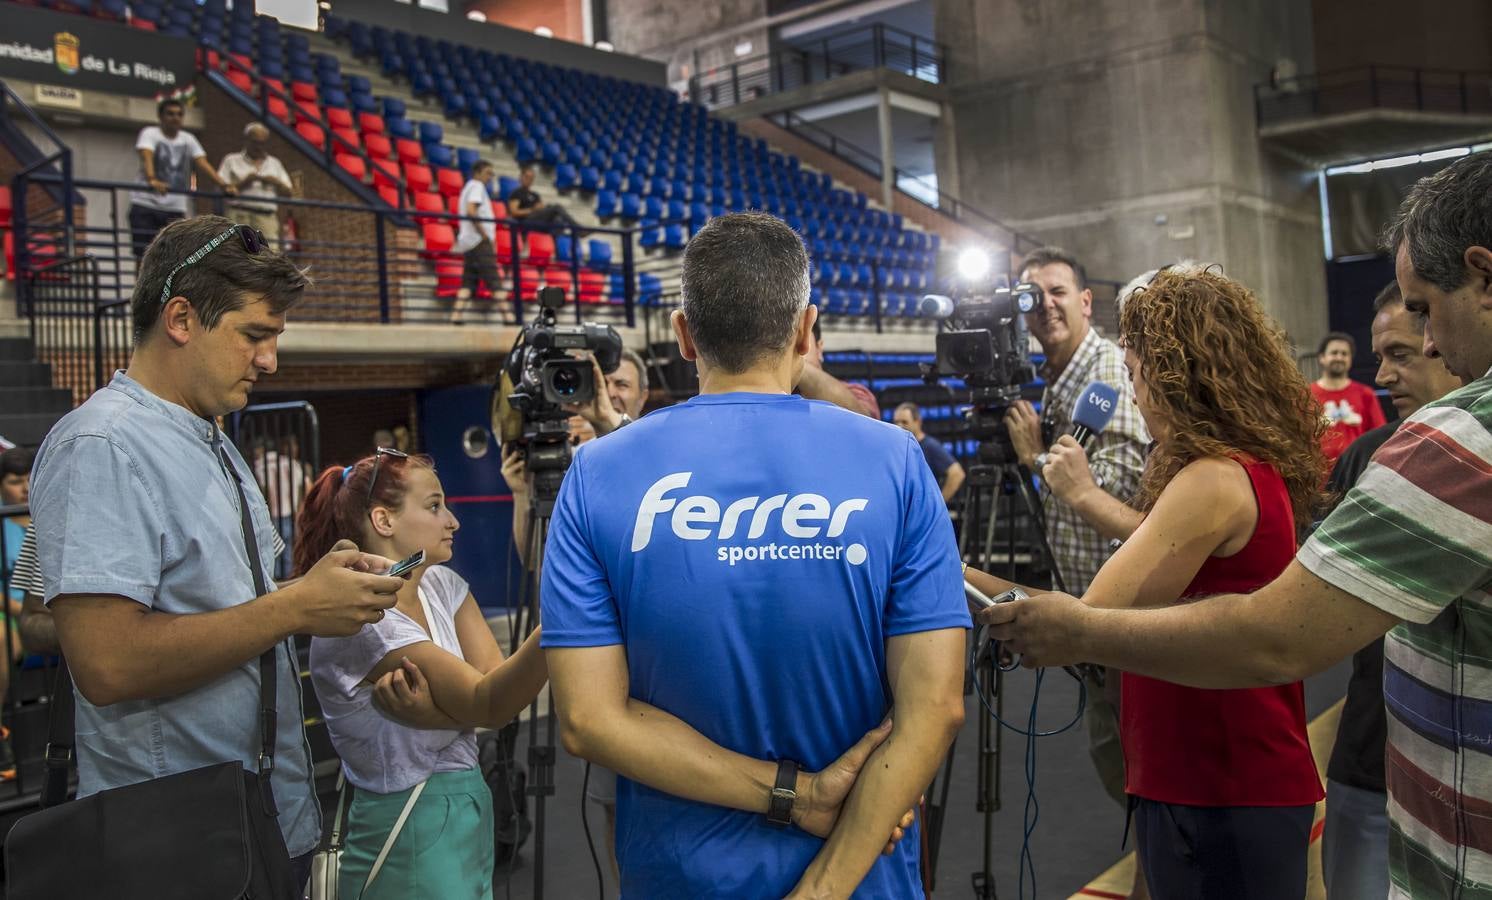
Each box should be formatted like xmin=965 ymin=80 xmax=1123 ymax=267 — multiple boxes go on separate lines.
xmin=555 ymin=164 xmax=578 ymax=190
xmin=602 ymin=170 xmax=622 ymax=192
xmin=586 ymin=240 xmax=612 ymax=271
xmin=515 ymin=138 xmax=539 ymax=164
xmin=478 ymin=115 xmax=502 ymax=142
xmin=640 ymin=224 xmax=662 ymax=249
xmin=456 ymin=147 xmax=482 ymax=179
xmin=643 ymin=196 xmax=664 ymax=220
xmin=555 ymin=235 xmax=573 ymax=262
xmin=639 ymin=272 xmax=663 ymax=306
xmin=619 ymin=193 xmax=642 ymax=219
xmin=663 ymin=224 xmax=688 ymax=250
xmin=499 ymin=176 xmax=520 ymax=200
xmin=594 ymin=190 xmax=618 ymax=218
xmin=382 ymin=97 xmax=406 ymax=120
xmin=386 ymin=117 xmax=415 ymax=140
xmin=443 ymin=94 xmax=466 ymax=119
xmin=323 ymin=89 xmax=349 ymax=109
xmin=579 ymin=167 xmax=601 ymax=192
xmin=541 ymin=141 xmax=562 ymax=166
xmin=418 ymin=121 xmax=444 ymax=145
xmin=425 ymin=144 xmax=454 ymax=168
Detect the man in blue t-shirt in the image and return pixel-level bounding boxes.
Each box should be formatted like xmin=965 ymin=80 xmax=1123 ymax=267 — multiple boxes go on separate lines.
xmin=543 ymin=212 xmax=970 ymax=899
xmin=892 ymin=402 xmax=966 ymax=503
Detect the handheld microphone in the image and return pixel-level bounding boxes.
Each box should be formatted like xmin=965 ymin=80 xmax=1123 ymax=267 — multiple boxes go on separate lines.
xmin=917 ymin=294 xmax=956 ymax=319
xmin=1071 ymin=382 xmax=1120 ymax=447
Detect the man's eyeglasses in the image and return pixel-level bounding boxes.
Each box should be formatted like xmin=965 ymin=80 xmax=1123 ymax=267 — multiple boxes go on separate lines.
xmin=365 ymin=446 xmax=409 ymax=505
xmin=157 ymin=223 xmax=269 ymax=306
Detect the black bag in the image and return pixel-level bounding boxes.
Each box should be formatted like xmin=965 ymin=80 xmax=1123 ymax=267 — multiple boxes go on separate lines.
xmin=480 ymin=723 xmax=531 ymax=864
xmin=4 ymin=447 xmax=300 ymax=900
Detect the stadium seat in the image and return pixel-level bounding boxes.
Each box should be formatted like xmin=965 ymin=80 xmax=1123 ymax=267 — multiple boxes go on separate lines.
xmin=364 ymin=133 xmax=392 ymax=160
xmin=515 ymin=138 xmax=538 ymax=164
xmin=358 ymin=112 xmax=385 ymax=136
xmin=332 ymin=127 xmax=361 ymax=152
xmin=478 ymin=115 xmax=502 ymax=142
xmin=395 ymin=139 xmax=424 ymax=165
xmin=527 ymin=232 xmax=555 ymax=266
xmin=425 ymin=144 xmax=454 ymax=168
xmin=421 ymin=222 xmax=455 ymax=258
xmin=334 ymin=153 xmax=366 ymax=181
xmin=386 ymin=117 xmax=415 ymax=141
xmin=555 ymin=235 xmax=573 ymax=263
xmin=293 ymin=121 xmax=324 ymax=148
xmin=436 ymin=167 xmax=464 ymax=199
xmin=377 ymin=183 xmax=400 ymax=207
xmin=382 ymin=97 xmax=406 ymax=120
xmin=413 ymin=192 xmax=445 ymax=225
xmin=226 ymin=69 xmax=253 ymax=93
xmin=594 ymin=190 xmax=617 ymax=218
xmin=291 ymin=81 xmax=317 ymax=102
xmin=370 ymin=157 xmax=400 ymax=189
xmin=403 ymin=163 xmax=433 ymax=195
xmin=579 ymin=167 xmax=601 ymax=192
xmin=619 ymin=193 xmax=641 ymax=219
xmin=586 ymin=240 xmax=612 ymax=271
xmin=555 ymin=164 xmax=578 ymax=190
xmin=498 ymin=176 xmax=520 ymax=200
xmin=663 ymin=224 xmax=688 ymax=250
xmin=417 ymin=121 xmax=444 ymax=145
xmin=456 ymin=148 xmax=482 ymax=179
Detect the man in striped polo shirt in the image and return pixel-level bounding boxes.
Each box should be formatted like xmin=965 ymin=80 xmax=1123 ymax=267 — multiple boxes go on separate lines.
xmin=979 ymin=149 xmax=1492 ymax=899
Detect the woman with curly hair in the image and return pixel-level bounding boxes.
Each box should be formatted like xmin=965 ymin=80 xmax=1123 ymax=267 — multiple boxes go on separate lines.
xmin=967 ymin=266 xmax=1327 ymax=899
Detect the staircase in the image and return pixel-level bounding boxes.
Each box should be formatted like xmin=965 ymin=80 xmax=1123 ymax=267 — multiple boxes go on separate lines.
xmin=0 ymin=336 xmax=72 ymax=449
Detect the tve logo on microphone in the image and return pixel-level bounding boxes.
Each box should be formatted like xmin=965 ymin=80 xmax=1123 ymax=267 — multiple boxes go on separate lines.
xmin=631 ymin=472 xmax=872 ymax=567
xmin=1071 ymin=382 xmax=1120 ymax=445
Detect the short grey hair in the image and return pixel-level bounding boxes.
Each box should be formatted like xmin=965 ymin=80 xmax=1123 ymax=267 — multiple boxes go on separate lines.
xmin=1384 ymin=150 xmax=1492 ymax=292
xmin=681 ymin=212 xmax=810 ymax=373
xmin=1116 ymin=260 xmax=1207 ymax=313
xmin=243 ymin=122 xmax=269 ymax=138
xmin=617 ymin=346 xmax=647 ymax=387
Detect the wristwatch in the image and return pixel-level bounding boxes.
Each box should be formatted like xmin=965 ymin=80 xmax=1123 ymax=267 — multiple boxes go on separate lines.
xmin=766 ymin=759 xmax=799 ymax=827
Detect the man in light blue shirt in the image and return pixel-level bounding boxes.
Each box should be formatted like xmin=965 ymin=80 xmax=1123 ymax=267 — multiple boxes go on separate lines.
xmin=544 ymin=212 xmax=969 ymax=898
xmin=31 ymin=215 xmax=405 ymax=889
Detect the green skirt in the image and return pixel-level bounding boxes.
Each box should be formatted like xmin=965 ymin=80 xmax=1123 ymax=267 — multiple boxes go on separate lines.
xmin=339 ymin=767 xmax=495 ymax=900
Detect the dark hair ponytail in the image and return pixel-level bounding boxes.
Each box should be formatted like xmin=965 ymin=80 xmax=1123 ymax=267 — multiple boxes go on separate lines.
xmin=291 ymin=452 xmax=435 ymax=577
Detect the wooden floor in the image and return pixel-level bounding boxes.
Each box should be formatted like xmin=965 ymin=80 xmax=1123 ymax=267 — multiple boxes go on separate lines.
xmin=1070 ymin=700 xmax=1345 ymax=900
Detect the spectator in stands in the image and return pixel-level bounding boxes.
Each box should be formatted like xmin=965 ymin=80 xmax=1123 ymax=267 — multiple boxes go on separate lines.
xmin=506 ymin=165 xmax=581 ymax=232
xmin=297 ymin=450 xmax=547 ymax=899
xmin=452 ymin=159 xmax=500 ymax=326
xmin=218 ymin=123 xmax=293 ymax=243
xmin=11 ymin=527 xmax=58 ymax=655
xmin=800 ymin=319 xmax=879 ymax=417
xmin=129 ymin=99 xmax=237 ymax=261
xmin=1311 ymin=331 xmax=1387 ymax=465
xmin=1320 ymin=280 xmax=1465 ymax=900
xmin=999 ymin=246 xmax=1150 ymax=822
xmin=543 ymin=212 xmax=958 ymax=898
xmin=30 ymin=214 xmax=406 ymax=892
xmin=980 ymin=150 xmax=1492 ymax=900
xmin=893 ymin=402 xmax=966 ymax=502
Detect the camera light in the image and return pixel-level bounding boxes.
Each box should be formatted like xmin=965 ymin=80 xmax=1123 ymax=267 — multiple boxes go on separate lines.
xmin=957 ymin=247 xmax=991 ymax=282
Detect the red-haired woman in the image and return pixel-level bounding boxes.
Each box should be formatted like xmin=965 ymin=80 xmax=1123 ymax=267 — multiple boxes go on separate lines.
xmin=968 ymin=267 xmax=1327 ymax=899
xmin=296 ymin=449 xmax=547 ymax=900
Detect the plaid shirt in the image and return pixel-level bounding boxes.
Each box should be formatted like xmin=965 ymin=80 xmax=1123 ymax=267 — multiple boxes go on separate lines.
xmin=1039 ymin=328 xmax=1150 ymax=594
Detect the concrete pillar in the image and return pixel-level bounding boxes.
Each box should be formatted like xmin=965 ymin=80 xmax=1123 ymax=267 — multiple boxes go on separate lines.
xmin=876 ymin=87 xmax=895 ymax=208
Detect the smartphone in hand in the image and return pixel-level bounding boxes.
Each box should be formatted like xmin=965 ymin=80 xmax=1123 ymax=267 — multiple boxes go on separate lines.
xmin=386 ymin=550 xmax=426 ymax=579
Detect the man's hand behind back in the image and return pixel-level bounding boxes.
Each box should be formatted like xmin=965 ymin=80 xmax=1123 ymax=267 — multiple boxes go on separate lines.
xmin=795 ymin=721 xmax=917 ymax=856
xmin=285 ymin=539 xmax=404 ymax=636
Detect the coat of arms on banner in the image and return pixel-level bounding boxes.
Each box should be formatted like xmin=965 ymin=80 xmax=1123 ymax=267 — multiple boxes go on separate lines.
xmin=54 ymin=32 xmax=79 ymax=75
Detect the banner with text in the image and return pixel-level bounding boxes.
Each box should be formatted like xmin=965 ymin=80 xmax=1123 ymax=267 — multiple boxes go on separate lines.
xmin=0 ymin=6 xmax=195 ymax=99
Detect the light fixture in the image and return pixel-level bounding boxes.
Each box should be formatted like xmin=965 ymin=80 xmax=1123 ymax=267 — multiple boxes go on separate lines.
xmin=317 ymin=1 xmax=330 ymax=8
xmin=594 ymin=40 xmax=614 ymax=52
xmin=466 ymin=9 xmax=485 ymax=20
xmin=956 ymin=247 xmax=991 ymax=282
xmin=734 ymin=40 xmax=753 ymax=57
xmin=534 ymin=25 xmax=553 ymax=38
xmin=1326 ymin=146 xmax=1474 ymax=176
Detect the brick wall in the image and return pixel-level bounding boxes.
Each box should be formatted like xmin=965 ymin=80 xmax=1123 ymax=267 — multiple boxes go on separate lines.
xmin=195 ymin=78 xmax=418 ymax=322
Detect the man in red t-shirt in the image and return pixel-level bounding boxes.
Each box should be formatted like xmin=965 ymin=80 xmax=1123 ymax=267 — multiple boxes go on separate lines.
xmin=1310 ymin=331 xmax=1386 ymax=463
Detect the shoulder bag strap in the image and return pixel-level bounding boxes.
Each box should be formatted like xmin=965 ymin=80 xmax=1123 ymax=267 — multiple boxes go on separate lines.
xmin=219 ymin=444 xmax=280 ymax=816
xmin=360 ymin=781 xmax=426 ymax=898
xmin=40 ymin=660 xmax=75 ymax=808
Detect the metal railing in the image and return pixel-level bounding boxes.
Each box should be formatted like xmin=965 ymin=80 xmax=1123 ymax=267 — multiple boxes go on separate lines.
xmin=690 ymin=22 xmax=945 ymax=111
xmin=25 ymin=256 xmax=130 ymax=407
xmin=771 ymin=112 xmax=1045 ymax=256
xmin=1255 ymin=65 xmax=1492 ymax=128
xmin=14 ymin=174 xmax=649 ymax=332
xmin=3 ymin=78 xmax=76 ymax=273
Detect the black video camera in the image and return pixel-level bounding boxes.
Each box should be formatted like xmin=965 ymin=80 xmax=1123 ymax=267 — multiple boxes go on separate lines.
xmin=920 ymin=282 xmax=1041 ymax=461
xmin=499 ymin=286 xmax=623 ymax=508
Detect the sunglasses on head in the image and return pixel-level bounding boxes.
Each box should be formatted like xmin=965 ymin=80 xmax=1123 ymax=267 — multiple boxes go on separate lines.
xmin=364 ymin=446 xmax=409 ymax=505
xmin=157 ymin=224 xmax=270 ymax=307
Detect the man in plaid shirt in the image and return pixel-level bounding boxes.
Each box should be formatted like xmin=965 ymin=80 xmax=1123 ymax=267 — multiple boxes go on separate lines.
xmin=1002 ymin=247 xmax=1150 ymax=815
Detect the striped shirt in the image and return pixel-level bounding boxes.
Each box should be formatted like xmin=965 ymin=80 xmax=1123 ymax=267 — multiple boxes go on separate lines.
xmin=11 ymin=525 xmax=42 ymax=597
xmin=1299 ymin=369 xmax=1492 ymax=900
xmin=1039 ymin=328 xmax=1150 ymax=594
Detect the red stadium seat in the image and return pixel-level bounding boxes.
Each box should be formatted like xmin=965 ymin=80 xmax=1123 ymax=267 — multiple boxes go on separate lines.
xmin=435 ymin=168 xmax=463 ymax=199
xmin=128 ymin=17 xmax=157 ymax=30
xmin=527 ymin=232 xmax=555 ymax=266
xmin=376 ymin=183 xmax=400 ymax=207
xmin=332 ymin=127 xmax=361 ymax=152
xmin=334 ymin=153 xmax=366 ymax=181
xmin=228 ymin=53 xmax=253 ymax=73
xmin=581 ymin=270 xmax=606 ymax=303
xmin=291 ymin=81 xmax=318 ymax=103
xmin=491 ymin=200 xmax=508 ymax=220
xmin=403 ymin=163 xmax=433 ymax=195
xmin=326 ymin=107 xmax=354 ymax=130
xmin=421 ymin=222 xmax=455 ymax=258
xmin=493 ymin=225 xmax=517 ymax=263
xmin=434 ymin=258 xmax=464 ymax=298
xmin=363 ymin=133 xmax=392 ymax=159
xmin=370 ymin=158 xmax=400 ymax=188
xmin=358 ymin=113 xmax=385 ymax=136
xmin=395 ymin=139 xmax=424 ymax=165
xmin=267 ymin=97 xmax=291 ymax=124
xmin=294 ymin=121 xmax=325 ymax=148
xmin=263 ymin=77 xmax=286 ymax=96
xmin=295 ymin=98 xmax=321 ymax=122
xmin=414 ymin=192 xmax=445 ymax=225
xmin=513 ymin=265 xmax=541 ymax=301
xmin=226 ymin=69 xmax=253 ymax=93
xmin=0 ymin=186 xmax=12 ymax=228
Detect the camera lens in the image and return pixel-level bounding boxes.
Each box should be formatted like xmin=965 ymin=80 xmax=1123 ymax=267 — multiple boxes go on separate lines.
xmin=551 ymin=366 xmax=581 ymax=396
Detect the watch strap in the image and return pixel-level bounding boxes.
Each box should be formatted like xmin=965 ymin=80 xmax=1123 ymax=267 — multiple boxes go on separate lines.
xmin=767 ymin=759 xmax=798 ymax=826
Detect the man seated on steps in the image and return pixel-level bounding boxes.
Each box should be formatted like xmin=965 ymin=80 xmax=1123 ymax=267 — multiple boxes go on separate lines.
xmin=507 ymin=165 xmax=583 ymax=233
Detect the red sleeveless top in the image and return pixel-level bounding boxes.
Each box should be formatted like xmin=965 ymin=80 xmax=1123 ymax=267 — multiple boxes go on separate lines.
xmin=1120 ymin=458 xmax=1324 ymax=807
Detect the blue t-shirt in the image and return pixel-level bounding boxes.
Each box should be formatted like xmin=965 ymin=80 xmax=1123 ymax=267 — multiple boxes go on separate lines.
xmin=541 ymin=392 xmax=969 ymax=899
xmin=917 ymin=434 xmax=957 ymax=484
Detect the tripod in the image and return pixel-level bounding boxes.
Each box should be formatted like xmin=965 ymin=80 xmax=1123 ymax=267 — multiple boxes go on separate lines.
xmin=923 ymin=448 xmax=1068 ymax=900
xmin=506 ymin=494 xmax=556 ymax=900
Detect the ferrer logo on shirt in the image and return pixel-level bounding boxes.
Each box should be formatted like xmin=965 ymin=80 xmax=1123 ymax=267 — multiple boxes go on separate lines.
xmin=631 ymin=472 xmax=871 ymax=567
